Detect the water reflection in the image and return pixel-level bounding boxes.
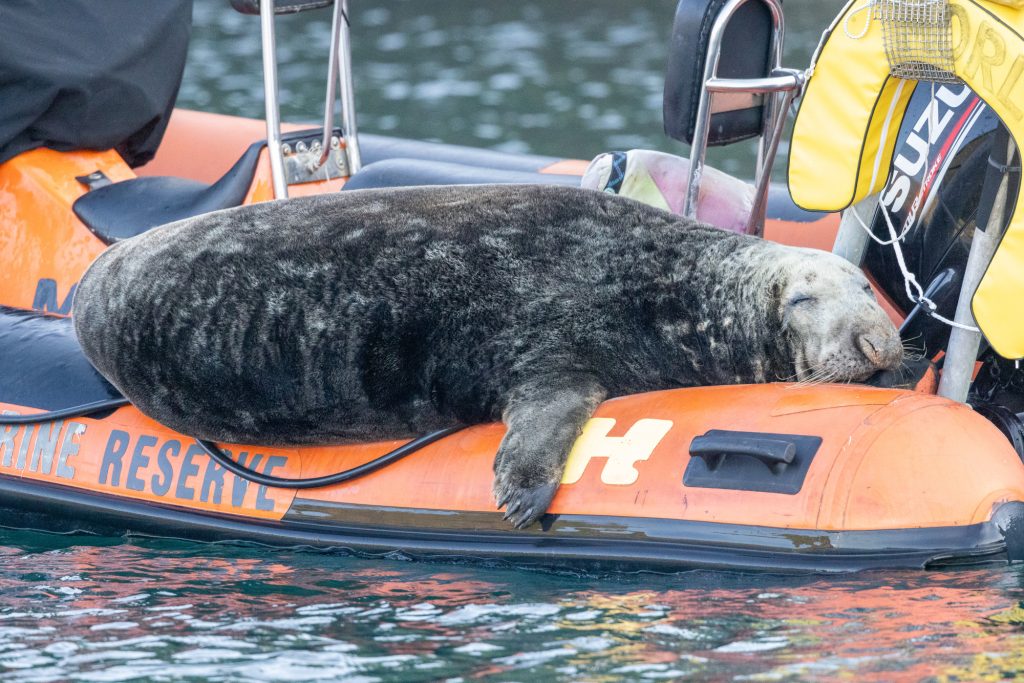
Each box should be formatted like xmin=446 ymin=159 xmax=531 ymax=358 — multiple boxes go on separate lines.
xmin=3 ymin=531 xmax=1024 ymax=681
xmin=180 ymin=0 xmax=846 ymax=174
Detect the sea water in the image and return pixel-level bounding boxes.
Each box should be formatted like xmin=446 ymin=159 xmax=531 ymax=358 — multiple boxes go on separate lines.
xmin=3 ymin=531 xmax=1024 ymax=681
xmin=178 ymin=0 xmax=840 ymax=174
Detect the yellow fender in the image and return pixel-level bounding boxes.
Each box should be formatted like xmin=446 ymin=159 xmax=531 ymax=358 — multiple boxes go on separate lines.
xmin=789 ymin=0 xmax=1024 ymax=358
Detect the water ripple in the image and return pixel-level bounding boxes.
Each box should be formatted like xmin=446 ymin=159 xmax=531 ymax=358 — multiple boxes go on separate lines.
xmin=179 ymin=0 xmax=844 ymax=173
xmin=3 ymin=531 xmax=1024 ymax=680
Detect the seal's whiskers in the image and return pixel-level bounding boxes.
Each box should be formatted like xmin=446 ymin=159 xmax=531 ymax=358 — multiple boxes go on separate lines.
xmin=791 ymin=363 xmax=843 ymax=388
xmin=901 ymin=340 xmax=925 ymax=363
xmin=775 ymin=369 xmax=803 ymax=382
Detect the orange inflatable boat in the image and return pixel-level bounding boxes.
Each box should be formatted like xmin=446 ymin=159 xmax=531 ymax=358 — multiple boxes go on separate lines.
xmin=3 ymin=0 xmax=1024 ymax=572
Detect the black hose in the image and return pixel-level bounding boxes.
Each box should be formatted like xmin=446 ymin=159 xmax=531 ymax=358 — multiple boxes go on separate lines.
xmin=0 ymin=398 xmax=130 ymax=423
xmin=196 ymin=426 xmax=463 ymax=489
xmin=0 ymin=399 xmax=462 ymax=489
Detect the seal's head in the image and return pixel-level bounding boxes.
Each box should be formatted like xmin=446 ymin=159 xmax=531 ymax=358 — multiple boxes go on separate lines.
xmin=777 ymin=248 xmax=904 ymax=383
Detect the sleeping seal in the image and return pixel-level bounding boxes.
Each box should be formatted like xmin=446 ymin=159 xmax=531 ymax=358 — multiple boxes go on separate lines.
xmin=72 ymin=185 xmax=903 ymax=528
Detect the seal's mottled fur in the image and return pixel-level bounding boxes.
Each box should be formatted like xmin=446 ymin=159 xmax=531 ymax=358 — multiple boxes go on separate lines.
xmin=73 ymin=185 xmax=902 ymax=527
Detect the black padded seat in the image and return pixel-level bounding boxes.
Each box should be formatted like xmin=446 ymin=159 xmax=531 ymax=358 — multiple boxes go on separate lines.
xmin=342 ymin=158 xmax=581 ymax=191
xmin=663 ymin=0 xmax=773 ymax=146
xmin=0 ymin=307 xmax=120 ymax=411
xmin=72 ymin=141 xmax=263 ymax=243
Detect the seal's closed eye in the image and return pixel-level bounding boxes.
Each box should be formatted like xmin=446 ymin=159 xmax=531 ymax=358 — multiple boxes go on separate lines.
xmin=788 ymin=295 xmax=816 ymax=307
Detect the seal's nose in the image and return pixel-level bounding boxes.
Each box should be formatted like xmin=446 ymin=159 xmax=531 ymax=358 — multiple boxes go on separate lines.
xmin=857 ymin=332 xmax=902 ymax=369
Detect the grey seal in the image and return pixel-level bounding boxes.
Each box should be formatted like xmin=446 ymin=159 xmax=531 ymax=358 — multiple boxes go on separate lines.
xmin=72 ymin=185 xmax=904 ymax=527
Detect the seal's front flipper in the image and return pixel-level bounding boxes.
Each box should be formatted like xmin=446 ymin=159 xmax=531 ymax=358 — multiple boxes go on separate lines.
xmin=493 ymin=374 xmax=606 ymax=529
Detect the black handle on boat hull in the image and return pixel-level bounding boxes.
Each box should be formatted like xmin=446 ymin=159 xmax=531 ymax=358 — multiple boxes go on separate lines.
xmin=689 ymin=433 xmax=796 ymax=475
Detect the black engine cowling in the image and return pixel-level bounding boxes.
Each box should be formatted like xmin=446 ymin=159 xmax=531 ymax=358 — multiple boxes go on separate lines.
xmin=863 ymin=82 xmax=1019 ymax=358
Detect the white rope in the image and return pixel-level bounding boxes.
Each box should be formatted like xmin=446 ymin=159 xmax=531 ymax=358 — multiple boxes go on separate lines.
xmin=849 ymin=78 xmax=980 ymax=333
xmin=849 ymin=202 xmax=981 ymax=332
xmin=839 ymin=5 xmax=978 ymax=330
xmin=839 ymin=5 xmax=981 ymax=332
xmin=843 ymin=2 xmax=874 ymax=39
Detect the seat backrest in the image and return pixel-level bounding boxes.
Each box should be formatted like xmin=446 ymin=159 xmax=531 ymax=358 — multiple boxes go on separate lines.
xmin=663 ymin=0 xmax=775 ymax=146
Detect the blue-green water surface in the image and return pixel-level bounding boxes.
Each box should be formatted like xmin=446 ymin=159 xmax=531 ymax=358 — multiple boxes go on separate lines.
xmin=177 ymin=0 xmax=843 ymax=173
xmin=6 ymin=531 xmax=1024 ymax=681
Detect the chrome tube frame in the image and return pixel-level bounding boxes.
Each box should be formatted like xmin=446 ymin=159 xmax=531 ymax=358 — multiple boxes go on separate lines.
xmin=317 ymin=0 xmax=361 ymax=173
xmin=937 ymin=135 xmax=1015 ymax=403
xmin=833 ymin=194 xmax=879 ymax=266
xmin=260 ymin=0 xmax=289 ymax=199
xmin=715 ymin=70 xmax=803 ymax=234
xmin=682 ymin=0 xmax=799 ymax=236
xmin=260 ymin=0 xmax=359 ymax=192
xmin=337 ymin=0 xmax=361 ymax=174
xmin=318 ymin=1 xmax=344 ymax=167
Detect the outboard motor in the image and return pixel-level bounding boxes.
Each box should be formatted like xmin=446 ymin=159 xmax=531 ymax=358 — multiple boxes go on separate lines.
xmin=863 ymin=83 xmax=1015 ymax=356
xmin=863 ymin=82 xmax=1024 ymax=423
xmin=783 ymin=1 xmax=1024 ymax=454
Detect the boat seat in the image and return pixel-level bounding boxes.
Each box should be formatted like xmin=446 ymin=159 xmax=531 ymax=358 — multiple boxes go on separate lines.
xmin=342 ymin=158 xmax=582 ymax=191
xmin=0 ymin=307 xmax=121 ymax=411
xmin=72 ymin=141 xmax=263 ymax=244
xmin=663 ymin=0 xmax=774 ymax=146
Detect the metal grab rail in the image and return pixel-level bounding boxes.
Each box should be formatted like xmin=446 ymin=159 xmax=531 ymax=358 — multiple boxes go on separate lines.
xmin=319 ymin=0 xmax=361 ymax=174
xmin=259 ymin=0 xmax=288 ymax=198
xmin=257 ymin=0 xmax=362 ymax=199
xmin=937 ymin=128 xmax=1016 ymax=402
xmin=682 ymin=0 xmax=803 ymax=237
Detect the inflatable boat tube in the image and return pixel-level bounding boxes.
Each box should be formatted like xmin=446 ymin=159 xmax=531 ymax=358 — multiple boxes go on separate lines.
xmin=3 ymin=306 xmax=1024 ymax=572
